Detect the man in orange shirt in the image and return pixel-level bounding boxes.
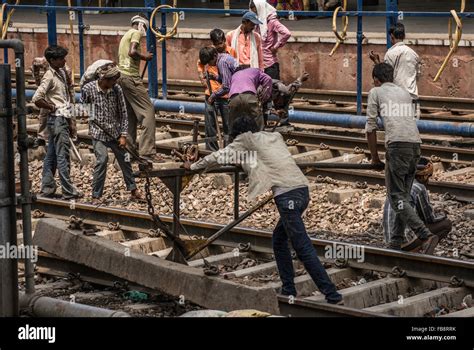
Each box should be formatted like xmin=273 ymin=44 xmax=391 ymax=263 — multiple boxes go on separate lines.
xmin=226 ymin=11 xmax=264 ymax=71
xmin=197 ymin=29 xmax=238 ymax=151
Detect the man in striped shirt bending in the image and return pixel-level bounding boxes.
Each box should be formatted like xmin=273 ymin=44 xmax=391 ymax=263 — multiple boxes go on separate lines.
xmin=81 ymin=65 xmax=143 ymax=203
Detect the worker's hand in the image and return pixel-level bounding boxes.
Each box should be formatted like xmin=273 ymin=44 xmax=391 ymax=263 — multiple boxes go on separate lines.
xmin=369 ymin=51 xmax=380 ymax=64
xmin=371 ymin=158 xmax=385 ymax=170
xmin=144 ymin=52 xmax=154 ymax=61
xmin=49 ymin=103 xmax=56 ymax=113
xmin=118 ymin=136 xmax=127 ymax=149
xmin=207 ymin=95 xmax=215 ymax=105
xmin=270 ymin=47 xmax=278 ymax=55
xmin=199 ymin=75 xmax=207 ymax=88
xmin=276 ymin=109 xmax=286 ymax=118
xmin=208 ymin=73 xmax=219 ymax=81
xmin=299 ymin=72 xmax=310 ymax=82
xmin=69 ymin=122 xmax=78 ymax=141
xmin=182 ymin=160 xmax=193 ymax=170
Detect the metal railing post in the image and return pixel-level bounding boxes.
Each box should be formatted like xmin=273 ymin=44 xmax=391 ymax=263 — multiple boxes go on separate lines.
xmin=145 ymin=0 xmax=158 ymax=98
xmin=160 ymin=0 xmax=167 ymax=99
xmin=0 ymin=63 xmax=18 ymax=317
xmin=2 ymin=0 xmax=7 ymax=63
xmin=46 ymin=0 xmax=57 ymax=45
xmin=356 ymin=0 xmax=363 ymax=115
xmin=77 ymin=0 xmax=85 ymax=76
xmin=386 ymin=0 xmax=398 ymax=49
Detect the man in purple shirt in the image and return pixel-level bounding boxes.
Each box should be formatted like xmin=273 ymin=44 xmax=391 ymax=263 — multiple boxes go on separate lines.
xmin=228 ymin=67 xmax=273 ymax=132
xmin=250 ymin=0 xmax=291 ymax=80
xmin=199 ymin=46 xmax=239 ymax=150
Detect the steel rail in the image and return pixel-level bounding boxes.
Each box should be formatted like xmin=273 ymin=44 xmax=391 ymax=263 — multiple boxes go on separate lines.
xmin=29 ymin=198 xmax=474 ymax=288
xmin=152 ymin=117 xmax=474 ymax=163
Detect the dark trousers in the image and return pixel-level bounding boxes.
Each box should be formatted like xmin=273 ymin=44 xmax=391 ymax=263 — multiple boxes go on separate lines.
xmin=273 ymin=187 xmax=342 ymax=303
xmin=386 ymin=142 xmax=430 ymax=245
xmin=92 ymin=139 xmax=137 ymax=198
xmin=229 ymin=93 xmax=264 ymax=133
xmin=41 ymin=115 xmax=78 ymax=199
xmin=204 ymin=98 xmax=230 ymax=151
xmin=264 ymin=62 xmax=280 ymax=80
xmin=427 ymin=218 xmax=452 ymax=240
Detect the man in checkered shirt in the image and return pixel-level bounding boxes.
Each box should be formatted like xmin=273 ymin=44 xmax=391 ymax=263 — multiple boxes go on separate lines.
xmin=81 ymin=64 xmax=143 ymax=203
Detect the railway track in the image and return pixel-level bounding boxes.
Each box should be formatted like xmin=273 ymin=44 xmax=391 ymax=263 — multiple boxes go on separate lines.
xmin=17 ymin=72 xmax=474 ymax=123
xmin=25 ymin=198 xmax=474 ymax=317
xmin=25 ymin=112 xmax=474 ymax=201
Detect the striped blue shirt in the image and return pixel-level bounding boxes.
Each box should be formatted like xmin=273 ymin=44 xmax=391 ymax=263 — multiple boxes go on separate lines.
xmin=210 ymin=53 xmax=238 ymax=100
xmin=382 ymin=180 xmax=444 ymax=243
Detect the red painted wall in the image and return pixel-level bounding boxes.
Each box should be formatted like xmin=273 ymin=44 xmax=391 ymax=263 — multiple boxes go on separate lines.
xmin=6 ymin=32 xmax=473 ymax=99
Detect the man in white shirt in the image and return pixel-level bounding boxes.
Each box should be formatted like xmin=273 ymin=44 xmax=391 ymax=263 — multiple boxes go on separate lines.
xmin=185 ymin=115 xmax=342 ymax=304
xmin=369 ymin=22 xmax=421 ymax=118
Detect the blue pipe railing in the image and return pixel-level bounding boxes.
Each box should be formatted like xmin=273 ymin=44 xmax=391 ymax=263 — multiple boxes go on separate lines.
xmin=16 ymin=89 xmax=474 ymax=137
xmin=386 ymin=0 xmax=398 ymax=49
xmin=3 ymin=3 xmax=473 ymax=120
xmin=160 ymin=0 xmax=168 ymax=99
xmin=151 ymin=99 xmax=474 ymax=138
xmin=77 ymin=0 xmax=85 ymax=76
xmin=46 ymin=0 xmax=57 ymax=46
xmin=145 ymin=0 xmax=158 ymax=98
xmin=356 ymin=0 xmax=363 ymax=115
xmin=150 ymin=99 xmax=474 ymax=138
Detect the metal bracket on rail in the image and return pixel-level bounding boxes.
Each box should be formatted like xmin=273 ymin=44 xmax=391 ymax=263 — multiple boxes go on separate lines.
xmin=329 ymin=0 xmax=348 ymax=57
xmin=335 ymin=257 xmax=349 ymax=268
xmin=390 ymin=266 xmax=406 ymax=278
xmin=449 ymin=276 xmax=465 ymax=288
xmin=434 ymin=0 xmax=466 ymax=82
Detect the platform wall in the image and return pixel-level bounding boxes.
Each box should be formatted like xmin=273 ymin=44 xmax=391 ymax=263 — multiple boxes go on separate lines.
xmin=5 ymin=31 xmax=473 ymax=99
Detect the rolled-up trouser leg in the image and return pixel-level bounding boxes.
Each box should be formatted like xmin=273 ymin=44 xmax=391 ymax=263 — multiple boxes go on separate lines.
xmin=119 ymin=75 xmax=156 ymax=156
xmin=427 ymin=219 xmax=452 ymax=240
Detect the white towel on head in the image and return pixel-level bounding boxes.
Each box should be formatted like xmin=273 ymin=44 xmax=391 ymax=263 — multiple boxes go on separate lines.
xmin=231 ymin=25 xmax=259 ymax=69
xmin=251 ymin=0 xmax=276 ymax=40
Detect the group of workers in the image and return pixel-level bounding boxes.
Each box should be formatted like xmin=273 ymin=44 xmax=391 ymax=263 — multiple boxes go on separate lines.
xmin=29 ymin=1 xmax=453 ymax=304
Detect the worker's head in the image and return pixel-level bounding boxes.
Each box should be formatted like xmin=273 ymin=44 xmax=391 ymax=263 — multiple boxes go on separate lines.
xmin=131 ymin=14 xmax=148 ymax=35
xmin=210 ymin=28 xmax=227 ymax=53
xmin=241 ymin=11 xmax=262 ymax=33
xmin=231 ymin=115 xmax=260 ymax=139
xmin=199 ymin=46 xmax=218 ymax=66
xmin=389 ymin=22 xmax=405 ymax=45
xmin=44 ymin=45 xmax=68 ymax=69
xmin=415 ymin=157 xmax=434 ymax=185
xmin=97 ymin=64 xmax=121 ymax=90
xmin=372 ymin=63 xmax=394 ymax=87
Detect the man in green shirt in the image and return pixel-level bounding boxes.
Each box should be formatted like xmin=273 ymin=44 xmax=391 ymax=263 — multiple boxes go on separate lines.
xmin=118 ymin=15 xmax=158 ymax=162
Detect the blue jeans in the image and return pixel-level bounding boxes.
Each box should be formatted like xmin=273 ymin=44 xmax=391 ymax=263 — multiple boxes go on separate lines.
xmin=41 ymin=115 xmax=78 ymax=199
xmin=204 ymin=98 xmax=230 ymax=151
xmin=273 ymin=187 xmax=342 ymax=303
xmin=92 ymin=139 xmax=137 ymax=198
